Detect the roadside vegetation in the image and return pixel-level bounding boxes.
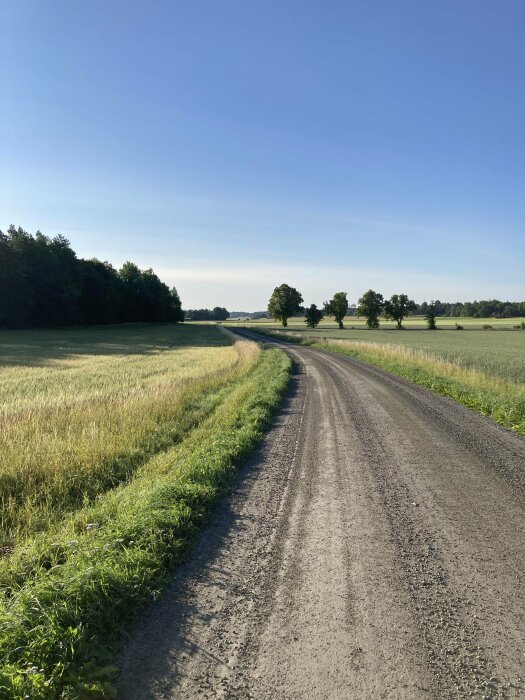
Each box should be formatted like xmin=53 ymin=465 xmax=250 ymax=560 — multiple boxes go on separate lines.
xmin=0 ymin=324 xmax=290 ymax=698
xmin=249 ymin=325 xmax=525 ymax=382
xmin=251 ymin=327 xmax=525 ymax=436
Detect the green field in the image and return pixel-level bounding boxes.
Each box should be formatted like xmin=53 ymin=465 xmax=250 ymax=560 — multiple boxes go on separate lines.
xmin=0 ymin=324 xmax=290 ymax=698
xmin=227 ymin=319 xmax=525 ymax=383
xmin=241 ymin=322 xmax=524 ymax=436
xmin=225 ymin=315 xmax=525 ymax=330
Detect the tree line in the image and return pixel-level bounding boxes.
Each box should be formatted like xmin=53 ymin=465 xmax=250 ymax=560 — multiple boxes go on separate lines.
xmin=268 ymin=284 xmax=524 ymax=330
xmin=184 ymin=307 xmax=229 ymax=321
xmin=415 ymin=299 xmax=525 ymax=318
xmin=0 ymin=225 xmax=184 ymax=328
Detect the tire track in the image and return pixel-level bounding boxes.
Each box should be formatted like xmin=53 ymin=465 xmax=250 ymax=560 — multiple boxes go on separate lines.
xmin=118 ymin=334 xmax=525 ymax=699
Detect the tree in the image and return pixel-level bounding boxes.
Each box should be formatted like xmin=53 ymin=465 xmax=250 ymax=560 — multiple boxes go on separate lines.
xmin=357 ymin=289 xmax=384 ymax=328
xmin=211 ymin=306 xmax=229 ymax=321
xmin=384 ymin=294 xmax=416 ymax=329
xmin=324 ymin=292 xmax=348 ymax=329
xmin=304 ymin=304 xmax=324 ymax=328
xmin=169 ymin=287 xmax=185 ymax=323
xmin=425 ymin=301 xmax=437 ymax=330
xmin=0 ymin=226 xmax=185 ymax=328
xmin=268 ymin=284 xmax=303 ymax=327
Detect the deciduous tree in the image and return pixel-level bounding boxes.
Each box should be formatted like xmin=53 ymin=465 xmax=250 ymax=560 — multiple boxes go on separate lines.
xmin=357 ymin=289 xmax=384 ymax=328
xmin=268 ymin=284 xmax=303 ymax=327
xmin=425 ymin=301 xmax=437 ymax=330
xmin=324 ymin=292 xmax=348 ymax=329
xmin=304 ymin=304 xmax=324 ymax=328
xmin=384 ymin=294 xmax=416 ymax=329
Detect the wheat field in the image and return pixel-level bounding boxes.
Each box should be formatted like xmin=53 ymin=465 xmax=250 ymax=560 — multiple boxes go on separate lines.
xmin=0 ymin=324 xmax=259 ymax=544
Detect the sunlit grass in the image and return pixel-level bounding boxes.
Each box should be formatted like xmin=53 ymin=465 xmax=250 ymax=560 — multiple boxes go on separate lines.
xmin=0 ymin=324 xmax=291 ymax=698
xmin=251 ymin=324 xmax=525 ymax=383
xmin=260 ymin=329 xmax=525 ymax=436
xmin=0 ymin=325 xmax=258 ymax=543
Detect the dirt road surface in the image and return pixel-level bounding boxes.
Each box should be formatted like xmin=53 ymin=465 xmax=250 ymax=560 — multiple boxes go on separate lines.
xmin=118 ymin=332 xmax=525 ymax=698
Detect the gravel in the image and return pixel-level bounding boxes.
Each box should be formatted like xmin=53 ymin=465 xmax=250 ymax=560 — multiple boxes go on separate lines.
xmin=118 ymin=333 xmax=525 ymax=699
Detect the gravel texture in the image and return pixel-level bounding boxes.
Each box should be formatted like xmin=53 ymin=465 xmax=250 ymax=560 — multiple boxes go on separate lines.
xmin=118 ymin=332 xmax=525 ymax=699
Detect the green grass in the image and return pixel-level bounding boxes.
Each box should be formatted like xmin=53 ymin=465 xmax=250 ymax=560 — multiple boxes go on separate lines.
xmin=231 ymin=321 xmax=525 ymax=383
xmin=0 ymin=324 xmax=291 ymax=699
xmin=250 ymin=327 xmax=525 ymax=437
xmin=0 ymin=324 xmax=244 ymax=544
xmin=224 ymin=315 xmax=525 ymax=330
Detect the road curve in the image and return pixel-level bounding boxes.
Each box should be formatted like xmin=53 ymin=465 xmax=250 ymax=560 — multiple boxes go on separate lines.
xmin=118 ymin=332 xmax=525 ymax=699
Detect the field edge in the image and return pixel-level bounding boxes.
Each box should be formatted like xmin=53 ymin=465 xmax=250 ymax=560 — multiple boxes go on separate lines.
xmin=0 ymin=346 xmax=291 ymax=699
xmin=244 ymin=328 xmax=525 ymax=438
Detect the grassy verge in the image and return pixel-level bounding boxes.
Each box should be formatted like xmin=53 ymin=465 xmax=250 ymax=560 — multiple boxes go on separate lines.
xmin=252 ymin=328 xmax=525 ymax=437
xmin=0 ymin=346 xmax=291 ymax=699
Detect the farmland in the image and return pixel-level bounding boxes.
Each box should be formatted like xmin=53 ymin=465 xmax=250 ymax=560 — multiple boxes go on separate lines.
xmin=227 ymin=319 xmax=525 ymax=382
xmin=237 ymin=322 xmax=525 ymax=436
xmin=0 ymin=324 xmax=290 ymax=697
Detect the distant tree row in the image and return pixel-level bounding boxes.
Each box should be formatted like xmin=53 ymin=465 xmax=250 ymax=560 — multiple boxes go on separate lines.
xmin=0 ymin=225 xmax=184 ymax=328
xmin=415 ymin=299 xmax=525 ymax=318
xmin=268 ymin=285 xmax=525 ymax=330
xmin=184 ymin=307 xmax=229 ymax=321
xmin=268 ymin=285 xmax=422 ymax=329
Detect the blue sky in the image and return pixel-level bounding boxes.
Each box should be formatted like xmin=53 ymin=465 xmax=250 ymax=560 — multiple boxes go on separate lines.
xmin=1 ymin=0 xmax=524 ymax=309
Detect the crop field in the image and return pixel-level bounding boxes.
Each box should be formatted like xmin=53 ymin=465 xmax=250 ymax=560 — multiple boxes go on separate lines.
xmin=245 ymin=324 xmax=525 ymax=383
xmin=0 ymin=323 xmax=290 ymax=697
xmin=245 ymin=324 xmax=525 ymax=436
xmin=225 ymin=316 xmax=525 ymax=330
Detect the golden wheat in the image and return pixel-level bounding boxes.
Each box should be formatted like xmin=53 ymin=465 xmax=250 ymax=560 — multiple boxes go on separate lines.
xmin=0 ymin=327 xmax=259 ymax=542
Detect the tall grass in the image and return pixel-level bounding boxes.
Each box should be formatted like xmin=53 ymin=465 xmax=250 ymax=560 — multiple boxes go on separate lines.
xmin=0 ymin=325 xmax=290 ymax=698
xmin=262 ymin=330 xmax=525 ymax=436
xmin=259 ymin=325 xmax=525 ymax=382
xmin=0 ymin=332 xmax=258 ymax=544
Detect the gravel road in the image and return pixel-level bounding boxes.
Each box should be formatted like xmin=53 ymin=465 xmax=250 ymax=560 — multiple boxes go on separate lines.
xmin=118 ymin=332 xmax=525 ymax=699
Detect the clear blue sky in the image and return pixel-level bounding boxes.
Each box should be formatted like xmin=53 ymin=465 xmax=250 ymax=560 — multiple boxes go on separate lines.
xmin=1 ymin=0 xmax=524 ymax=309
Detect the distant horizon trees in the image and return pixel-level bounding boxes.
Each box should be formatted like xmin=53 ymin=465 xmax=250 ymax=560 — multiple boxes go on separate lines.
xmin=0 ymin=226 xmax=184 ymax=328
xmin=416 ymin=299 xmax=525 ymax=318
xmin=268 ymin=284 xmax=525 ymax=331
xmin=184 ymin=307 xmax=229 ymax=321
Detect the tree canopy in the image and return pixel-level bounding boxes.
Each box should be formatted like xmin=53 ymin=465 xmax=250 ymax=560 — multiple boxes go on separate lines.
xmin=425 ymin=301 xmax=437 ymax=330
xmin=184 ymin=307 xmax=229 ymax=321
xmin=357 ymin=289 xmax=384 ymax=328
xmin=384 ymin=294 xmax=416 ymax=329
xmin=304 ymin=304 xmax=324 ymax=328
xmin=268 ymin=284 xmax=303 ymax=327
xmin=324 ymin=292 xmax=348 ymax=329
xmin=0 ymin=226 xmax=184 ymax=328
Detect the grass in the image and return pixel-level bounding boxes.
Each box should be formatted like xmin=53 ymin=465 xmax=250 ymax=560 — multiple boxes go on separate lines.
xmin=230 ymin=321 xmax=525 ymax=383
xmin=224 ymin=315 xmax=525 ymax=330
xmin=0 ymin=324 xmax=240 ymax=544
xmin=247 ymin=328 xmax=525 ymax=437
xmin=0 ymin=324 xmax=291 ymax=698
